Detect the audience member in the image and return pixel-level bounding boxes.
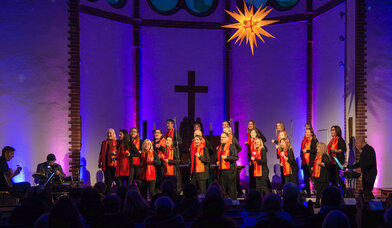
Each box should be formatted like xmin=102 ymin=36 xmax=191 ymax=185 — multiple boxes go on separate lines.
xmin=174 ymin=183 xmax=201 ymax=221
xmin=94 ymin=182 xmax=107 ymax=199
xmin=161 ymin=180 xmax=182 ymax=206
xmin=91 ymin=195 xmax=124 ymax=228
xmin=122 ymin=190 xmax=152 ymax=223
xmin=78 ymin=187 xmax=105 ymax=225
xmin=256 ymin=193 xmax=293 ymax=227
xmin=145 ymin=196 xmax=185 ymax=228
xmin=282 ymin=183 xmax=313 ymax=223
xmin=385 ymin=208 xmax=392 ymax=228
xmin=322 ymin=210 xmax=351 ymax=228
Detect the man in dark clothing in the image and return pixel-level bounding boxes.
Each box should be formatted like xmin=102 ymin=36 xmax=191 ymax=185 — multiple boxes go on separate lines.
xmin=345 ymin=136 xmax=377 ymax=199
xmin=35 ymin=153 xmax=66 ymax=184
xmin=0 ymin=146 xmax=30 ymax=198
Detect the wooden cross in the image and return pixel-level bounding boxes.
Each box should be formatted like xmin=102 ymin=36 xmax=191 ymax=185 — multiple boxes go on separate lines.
xmin=174 ymin=71 xmax=208 ymax=122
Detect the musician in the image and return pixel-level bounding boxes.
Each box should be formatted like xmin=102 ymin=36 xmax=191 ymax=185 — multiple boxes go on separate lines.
xmin=251 ymin=138 xmax=271 ymax=194
xmin=140 ymin=139 xmax=160 ymax=199
xmin=312 ymin=143 xmax=331 ymax=207
xmin=98 ymin=128 xmax=119 ymax=193
xmin=217 ymin=132 xmax=238 ymax=200
xmin=190 ymin=135 xmax=210 ymax=194
xmin=152 ymin=129 xmax=166 ymax=192
xmin=300 ymin=128 xmax=317 ymax=197
xmin=0 ymin=146 xmax=30 ymax=198
xmin=36 ymin=153 xmax=65 ymax=184
xmin=129 ymin=127 xmax=142 ymax=187
xmin=162 ymin=137 xmax=180 ymax=182
xmin=277 ymin=138 xmax=298 ymax=186
xmin=345 ymin=136 xmax=377 ymax=199
xmin=327 ymin=125 xmax=347 ymax=196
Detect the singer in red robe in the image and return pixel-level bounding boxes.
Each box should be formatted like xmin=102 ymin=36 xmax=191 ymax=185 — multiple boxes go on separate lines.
xmin=277 ymin=138 xmax=298 ymax=186
xmin=217 ymin=132 xmax=238 ymax=200
xmin=98 ymin=128 xmax=120 ymax=194
xmin=129 ymin=127 xmax=142 ymax=187
xmin=140 ymin=139 xmax=160 ymax=199
xmin=164 ymin=119 xmax=182 ymax=192
xmin=312 ymin=143 xmax=331 ymax=207
xmin=327 ymin=125 xmax=347 ymax=195
xmin=251 ymin=138 xmax=271 ymax=194
xmin=300 ymin=127 xmax=317 ymax=197
xmin=153 ymin=129 xmax=166 ymax=191
xmin=190 ymin=135 xmax=210 ymax=194
xmin=162 ymin=137 xmax=180 ymax=179
xmin=115 ymin=129 xmax=130 ymax=185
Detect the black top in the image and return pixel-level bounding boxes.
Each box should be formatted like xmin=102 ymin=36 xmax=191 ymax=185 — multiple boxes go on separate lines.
xmin=336 ymin=137 xmax=347 ymax=164
xmin=232 ymin=135 xmax=242 ymax=153
xmin=287 ymin=149 xmax=298 ymax=171
xmin=192 ymin=147 xmax=210 ymax=180
xmin=301 ymin=138 xmax=318 ymax=169
xmin=347 ymin=144 xmax=377 ymax=180
xmin=254 ymin=147 xmax=269 ymax=177
xmin=314 ymin=154 xmax=331 ymax=182
xmin=0 ymin=156 xmax=10 ymax=190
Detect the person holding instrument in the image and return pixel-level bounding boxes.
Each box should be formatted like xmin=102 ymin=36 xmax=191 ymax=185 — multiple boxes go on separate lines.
xmin=35 ymin=153 xmax=65 ymax=184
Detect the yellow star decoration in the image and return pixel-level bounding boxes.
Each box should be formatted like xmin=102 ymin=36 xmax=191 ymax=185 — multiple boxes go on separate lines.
xmin=222 ymin=2 xmax=279 ymax=55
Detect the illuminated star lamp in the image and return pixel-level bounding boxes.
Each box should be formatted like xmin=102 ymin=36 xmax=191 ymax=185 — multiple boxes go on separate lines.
xmin=222 ymin=2 xmax=279 ymax=55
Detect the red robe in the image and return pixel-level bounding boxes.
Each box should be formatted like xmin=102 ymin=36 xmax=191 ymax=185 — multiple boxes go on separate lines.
xmin=99 ymin=139 xmax=117 ymax=172
xmin=140 ymin=150 xmax=156 ymax=181
xmin=190 ymin=143 xmax=206 ymax=174
xmin=252 ymin=147 xmax=263 ymax=177
xmin=217 ymin=143 xmax=231 ymax=170
xmin=312 ymin=154 xmax=322 ymax=177
xmin=164 ymin=146 xmax=174 ymax=175
xmin=115 ymin=143 xmax=129 ymax=177
xmin=327 ymin=136 xmax=339 ymax=165
xmin=279 ymin=150 xmax=292 ymax=176
xmin=132 ymin=138 xmax=141 ymax=165
xmin=301 ymin=136 xmax=312 ymax=166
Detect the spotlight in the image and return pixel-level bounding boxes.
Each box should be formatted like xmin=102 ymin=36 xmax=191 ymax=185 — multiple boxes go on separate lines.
xmin=339 ymin=61 xmax=345 ymax=68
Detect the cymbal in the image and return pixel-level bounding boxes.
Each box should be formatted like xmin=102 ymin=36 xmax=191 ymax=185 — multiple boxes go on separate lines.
xmin=32 ymin=173 xmax=46 ymax=179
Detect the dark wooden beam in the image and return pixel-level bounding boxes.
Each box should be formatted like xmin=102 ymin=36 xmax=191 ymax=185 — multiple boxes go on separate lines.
xmin=224 ymin=0 xmax=231 ymax=120
xmin=133 ymin=0 xmax=141 ymax=130
xmin=314 ymin=0 xmax=345 ymax=17
xmin=68 ymin=0 xmax=81 ymax=178
xmin=306 ymin=0 xmax=313 ymax=125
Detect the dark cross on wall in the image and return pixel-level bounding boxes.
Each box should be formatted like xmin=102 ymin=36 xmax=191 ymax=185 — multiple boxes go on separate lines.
xmin=174 ymin=71 xmax=208 ymax=122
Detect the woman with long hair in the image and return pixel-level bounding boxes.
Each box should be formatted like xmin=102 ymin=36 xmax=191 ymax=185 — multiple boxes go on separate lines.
xmin=273 ymin=129 xmax=289 ymax=188
xmin=312 ymin=143 xmax=331 ymax=207
xmin=129 ymin=127 xmax=142 ymax=187
xmin=327 ymin=125 xmax=347 ymax=196
xmin=115 ymin=129 xmax=130 ymax=185
xmin=152 ymin=129 xmax=166 ymax=192
xmin=98 ymin=128 xmax=119 ymax=194
xmin=251 ymin=138 xmax=271 ymax=194
xmin=277 ymin=138 xmax=298 ymax=186
xmin=122 ymin=190 xmax=152 ymax=223
xmin=140 ymin=139 xmax=160 ymax=199
xmin=300 ymin=127 xmax=318 ymax=197
xmin=162 ymin=137 xmax=180 ymax=179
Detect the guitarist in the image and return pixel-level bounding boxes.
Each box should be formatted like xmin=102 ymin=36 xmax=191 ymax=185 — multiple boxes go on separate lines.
xmin=0 ymin=146 xmax=30 ymax=198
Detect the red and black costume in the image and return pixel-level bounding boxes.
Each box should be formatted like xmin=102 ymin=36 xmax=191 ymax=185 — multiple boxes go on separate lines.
xmin=190 ymin=140 xmax=210 ymax=193
xmin=129 ymin=137 xmax=142 ymax=187
xmin=217 ymin=142 xmax=238 ymax=200
xmin=251 ymin=145 xmax=271 ymax=194
xmin=327 ymin=136 xmax=347 ymax=195
xmin=300 ymin=135 xmax=317 ymax=196
xmin=312 ymin=153 xmax=330 ymax=205
xmin=99 ymin=139 xmax=119 ymax=193
xmin=140 ymin=149 xmax=160 ymax=199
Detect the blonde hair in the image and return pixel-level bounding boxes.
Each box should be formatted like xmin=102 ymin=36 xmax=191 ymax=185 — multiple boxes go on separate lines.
xmin=317 ymin=142 xmax=329 ymax=157
xmin=276 ymin=121 xmax=286 ymax=136
xmin=106 ymin=128 xmax=117 ymax=140
xmin=254 ymin=138 xmax=264 ymax=149
xmin=278 ymin=138 xmax=292 ymax=151
xmin=142 ymin=139 xmax=153 ymax=152
xmin=223 ymin=127 xmax=233 ymax=135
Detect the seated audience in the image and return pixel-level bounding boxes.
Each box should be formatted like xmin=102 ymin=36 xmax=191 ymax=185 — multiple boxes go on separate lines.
xmin=92 ymin=195 xmax=124 ymax=228
xmin=78 ymin=187 xmax=105 ymax=225
xmin=311 ymin=187 xmax=357 ymax=228
xmin=161 ymin=180 xmax=182 ymax=206
xmin=322 ymin=210 xmax=351 ymax=228
xmin=122 ymin=190 xmax=152 ymax=223
xmin=192 ymin=194 xmax=235 ymax=228
xmin=385 ymin=208 xmax=392 ymax=228
xmin=244 ymin=189 xmax=263 ymax=215
xmin=94 ymin=182 xmax=107 ymax=199
xmin=282 ymin=183 xmax=313 ymax=224
xmin=174 ymin=183 xmax=201 ymax=221
xmin=256 ymin=193 xmax=293 ymax=227
xmin=145 ymin=196 xmax=185 ymax=228
xmin=34 ymin=196 xmax=85 ymax=228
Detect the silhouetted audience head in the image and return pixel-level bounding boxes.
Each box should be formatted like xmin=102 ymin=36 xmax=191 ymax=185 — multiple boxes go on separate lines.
xmin=201 ymin=195 xmax=225 ymax=217
xmin=263 ymin=193 xmax=283 ymax=212
xmin=164 ymin=175 xmax=178 ymax=191
xmin=385 ymin=208 xmax=392 ymax=228
xmin=206 ymin=183 xmax=225 ymax=199
xmin=183 ymin=183 xmax=197 ymax=199
xmin=123 ymin=190 xmax=150 ymax=219
xmin=283 ymin=183 xmax=300 ymax=201
xmin=162 ymin=180 xmax=176 ymax=197
xmin=245 ymin=189 xmax=262 ymax=212
xmin=322 ymin=210 xmax=351 ymax=228
xmin=116 ymin=185 xmax=129 ymax=209
xmin=79 ymin=187 xmax=104 ymax=224
xmin=48 ymin=196 xmax=83 ymax=228
xmin=94 ymin=182 xmax=107 ymax=197
xmin=155 ymin=196 xmax=175 ymax=216
xmin=321 ymin=187 xmax=342 ymax=207
xmin=127 ymin=183 xmax=140 ymax=193
xmin=103 ymin=195 xmax=121 ymax=214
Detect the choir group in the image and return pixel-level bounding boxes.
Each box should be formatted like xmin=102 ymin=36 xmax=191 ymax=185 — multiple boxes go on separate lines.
xmin=98 ymin=119 xmax=347 ymax=206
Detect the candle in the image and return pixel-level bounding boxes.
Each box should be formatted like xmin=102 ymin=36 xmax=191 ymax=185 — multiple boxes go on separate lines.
xmin=210 ymin=122 xmax=212 ymax=131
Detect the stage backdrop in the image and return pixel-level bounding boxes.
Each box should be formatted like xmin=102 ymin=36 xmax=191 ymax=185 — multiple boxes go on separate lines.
xmin=366 ymin=0 xmax=392 ymax=188
xmin=0 ymin=0 xmax=69 ymax=183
